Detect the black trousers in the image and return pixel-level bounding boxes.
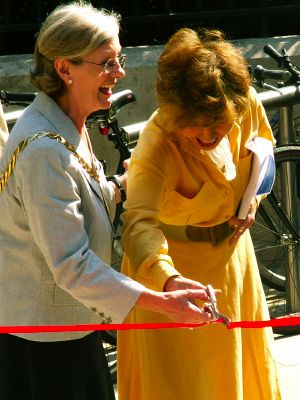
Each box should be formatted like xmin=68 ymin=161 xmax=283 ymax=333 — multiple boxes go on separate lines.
xmin=0 ymin=331 xmax=115 ymax=400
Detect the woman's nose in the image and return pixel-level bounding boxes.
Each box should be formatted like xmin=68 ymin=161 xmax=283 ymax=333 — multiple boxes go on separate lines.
xmin=110 ymin=63 xmax=125 ymax=79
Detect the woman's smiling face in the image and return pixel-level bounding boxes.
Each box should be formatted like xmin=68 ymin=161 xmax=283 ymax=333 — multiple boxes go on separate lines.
xmin=67 ymin=37 xmax=125 ymax=115
xmin=181 ymin=121 xmax=234 ymax=151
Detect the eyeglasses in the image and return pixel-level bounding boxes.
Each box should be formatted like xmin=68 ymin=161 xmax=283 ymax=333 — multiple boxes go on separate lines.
xmin=79 ymin=54 xmax=127 ymax=72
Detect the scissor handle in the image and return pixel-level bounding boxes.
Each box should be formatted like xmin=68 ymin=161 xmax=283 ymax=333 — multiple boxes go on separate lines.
xmin=207 ymin=284 xmax=217 ymax=304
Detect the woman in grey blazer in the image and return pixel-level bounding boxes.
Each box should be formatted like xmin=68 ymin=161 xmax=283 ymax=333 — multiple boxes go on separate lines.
xmin=0 ymin=2 xmax=216 ymax=399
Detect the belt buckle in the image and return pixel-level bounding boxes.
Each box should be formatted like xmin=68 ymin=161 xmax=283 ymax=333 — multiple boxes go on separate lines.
xmin=209 ymin=225 xmax=226 ymax=246
xmin=185 ymin=225 xmax=208 ymax=242
xmin=185 ymin=222 xmax=234 ymax=244
xmin=209 ymin=222 xmax=234 ymax=246
xmin=209 ymin=226 xmax=219 ymax=246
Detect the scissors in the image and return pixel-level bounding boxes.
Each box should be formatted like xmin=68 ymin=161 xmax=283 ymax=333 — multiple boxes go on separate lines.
xmin=204 ymin=284 xmax=231 ymax=327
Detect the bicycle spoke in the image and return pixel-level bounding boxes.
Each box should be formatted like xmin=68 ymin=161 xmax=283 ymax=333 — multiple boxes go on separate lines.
xmin=251 ymin=146 xmax=300 ymax=331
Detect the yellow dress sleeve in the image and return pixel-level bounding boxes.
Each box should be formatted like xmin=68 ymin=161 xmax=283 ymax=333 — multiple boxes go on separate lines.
xmin=122 ymin=115 xmax=181 ymax=291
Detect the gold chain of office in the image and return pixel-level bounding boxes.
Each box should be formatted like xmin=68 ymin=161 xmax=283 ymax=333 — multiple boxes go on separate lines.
xmin=0 ymin=131 xmax=111 ymax=214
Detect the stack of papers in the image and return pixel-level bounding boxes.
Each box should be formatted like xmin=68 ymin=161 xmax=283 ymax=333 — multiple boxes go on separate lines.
xmin=238 ymin=136 xmax=275 ymax=219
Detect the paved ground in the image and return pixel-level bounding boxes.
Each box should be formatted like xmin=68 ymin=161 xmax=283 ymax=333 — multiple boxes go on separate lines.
xmin=274 ymin=333 xmax=300 ymax=400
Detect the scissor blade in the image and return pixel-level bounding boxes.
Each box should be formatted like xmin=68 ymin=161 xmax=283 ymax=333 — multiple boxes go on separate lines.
xmin=218 ymin=312 xmax=231 ymax=327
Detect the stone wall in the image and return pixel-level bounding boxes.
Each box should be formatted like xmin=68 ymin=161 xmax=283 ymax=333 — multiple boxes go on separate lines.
xmin=1 ymin=35 xmax=300 ymax=173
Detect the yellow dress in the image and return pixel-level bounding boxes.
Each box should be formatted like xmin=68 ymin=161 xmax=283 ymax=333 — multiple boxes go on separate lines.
xmin=118 ymin=88 xmax=282 ymax=400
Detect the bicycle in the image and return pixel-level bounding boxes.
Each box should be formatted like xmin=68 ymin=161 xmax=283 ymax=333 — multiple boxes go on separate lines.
xmin=249 ymin=44 xmax=300 ymax=334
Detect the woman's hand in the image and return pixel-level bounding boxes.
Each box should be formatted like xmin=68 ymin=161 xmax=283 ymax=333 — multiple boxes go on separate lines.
xmin=135 ymin=287 xmax=215 ymax=324
xmin=134 ymin=275 xmax=221 ymax=324
xmin=229 ymin=197 xmax=258 ymax=245
xmin=123 ymin=158 xmax=130 ymax=171
xmin=108 ymin=158 xmax=130 ymax=203
xmin=116 ymin=158 xmax=130 ymax=191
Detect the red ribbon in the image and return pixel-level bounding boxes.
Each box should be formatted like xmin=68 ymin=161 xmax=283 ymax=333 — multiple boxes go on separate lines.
xmin=228 ymin=316 xmax=300 ymax=329
xmin=0 ymin=316 xmax=300 ymax=334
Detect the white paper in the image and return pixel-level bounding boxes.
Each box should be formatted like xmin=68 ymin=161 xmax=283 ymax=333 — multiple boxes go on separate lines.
xmin=237 ymin=137 xmax=275 ymax=219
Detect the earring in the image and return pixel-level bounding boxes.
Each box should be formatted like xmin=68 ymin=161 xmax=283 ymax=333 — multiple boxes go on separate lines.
xmin=67 ymin=79 xmax=73 ymax=85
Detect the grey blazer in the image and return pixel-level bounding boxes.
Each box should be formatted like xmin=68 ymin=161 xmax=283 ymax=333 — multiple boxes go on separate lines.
xmin=0 ymin=101 xmax=9 ymax=158
xmin=0 ymin=92 xmax=144 ymax=341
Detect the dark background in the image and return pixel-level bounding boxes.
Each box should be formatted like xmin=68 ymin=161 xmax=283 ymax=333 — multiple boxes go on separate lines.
xmin=1 ymin=0 xmax=300 ymax=56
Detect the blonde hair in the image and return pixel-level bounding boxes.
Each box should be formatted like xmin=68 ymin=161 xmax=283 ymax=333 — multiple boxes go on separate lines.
xmin=156 ymin=28 xmax=251 ymax=127
xmin=30 ymin=1 xmax=121 ymax=96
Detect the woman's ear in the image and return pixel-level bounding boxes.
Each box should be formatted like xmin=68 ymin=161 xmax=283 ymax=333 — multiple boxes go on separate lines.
xmin=54 ymin=58 xmax=72 ymax=86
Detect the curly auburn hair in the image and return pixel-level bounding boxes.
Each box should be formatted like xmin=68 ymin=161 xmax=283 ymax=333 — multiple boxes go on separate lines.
xmin=156 ymin=28 xmax=251 ymax=127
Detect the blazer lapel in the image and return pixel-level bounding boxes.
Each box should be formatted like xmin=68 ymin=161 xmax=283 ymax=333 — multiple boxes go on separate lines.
xmin=33 ymin=93 xmax=111 ymax=211
xmin=81 ymin=160 xmax=107 ymax=204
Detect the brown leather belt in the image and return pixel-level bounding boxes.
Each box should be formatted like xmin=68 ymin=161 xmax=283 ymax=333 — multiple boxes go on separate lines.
xmin=159 ymin=220 xmax=235 ymax=246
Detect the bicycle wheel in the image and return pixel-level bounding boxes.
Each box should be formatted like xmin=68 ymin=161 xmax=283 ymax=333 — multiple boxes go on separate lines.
xmin=293 ymin=114 xmax=300 ymax=143
xmin=250 ymin=145 xmax=300 ymax=333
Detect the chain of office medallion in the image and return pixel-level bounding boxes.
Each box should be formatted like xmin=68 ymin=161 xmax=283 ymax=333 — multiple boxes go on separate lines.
xmin=0 ymin=132 xmax=112 ymax=216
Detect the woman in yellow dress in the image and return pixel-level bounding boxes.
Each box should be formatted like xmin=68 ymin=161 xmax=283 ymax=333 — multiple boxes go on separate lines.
xmin=118 ymin=28 xmax=282 ymax=399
